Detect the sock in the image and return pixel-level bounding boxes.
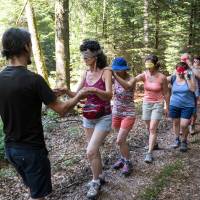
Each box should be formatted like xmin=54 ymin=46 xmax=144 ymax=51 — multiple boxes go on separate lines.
xmin=92 ymin=179 xmax=100 ymax=184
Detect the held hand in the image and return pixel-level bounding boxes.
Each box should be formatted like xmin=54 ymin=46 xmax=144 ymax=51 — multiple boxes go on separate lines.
xmin=76 ymin=88 xmax=90 ymax=99
xmin=104 ymin=66 xmax=112 ymax=71
xmin=104 ymin=66 xmax=115 ymax=76
xmin=53 ymin=88 xmax=67 ymax=97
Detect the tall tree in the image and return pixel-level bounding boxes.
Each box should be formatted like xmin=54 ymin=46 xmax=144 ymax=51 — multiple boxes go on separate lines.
xmin=144 ymin=0 xmax=149 ymax=47
xmin=154 ymin=1 xmax=160 ymax=49
xmin=188 ymin=0 xmax=195 ymax=46
xmin=25 ymin=0 xmax=49 ymax=84
xmin=102 ymin=0 xmax=107 ymax=38
xmin=55 ymin=0 xmax=70 ymax=88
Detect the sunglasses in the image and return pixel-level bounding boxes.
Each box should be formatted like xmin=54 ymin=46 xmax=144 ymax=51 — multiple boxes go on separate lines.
xmin=82 ymin=56 xmax=95 ymax=60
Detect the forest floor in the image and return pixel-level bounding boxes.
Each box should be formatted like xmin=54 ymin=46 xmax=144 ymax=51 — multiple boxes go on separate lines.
xmin=1 ymin=99 xmax=200 ymax=200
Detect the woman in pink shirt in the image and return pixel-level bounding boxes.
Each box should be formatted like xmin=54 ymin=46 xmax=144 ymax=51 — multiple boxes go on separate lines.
xmin=112 ymin=55 xmax=169 ymax=163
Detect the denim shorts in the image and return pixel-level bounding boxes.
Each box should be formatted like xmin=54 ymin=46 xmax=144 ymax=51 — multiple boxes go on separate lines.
xmin=169 ymin=105 xmax=195 ymax=119
xmin=5 ymin=147 xmax=52 ymax=199
xmin=142 ymin=101 xmax=164 ymax=120
xmin=83 ymin=114 xmax=112 ymax=132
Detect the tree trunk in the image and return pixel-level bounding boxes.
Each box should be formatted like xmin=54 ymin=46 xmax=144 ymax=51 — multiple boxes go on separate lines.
xmin=144 ymin=0 xmax=149 ymax=47
xmin=155 ymin=2 xmax=160 ymax=49
xmin=102 ymin=0 xmax=107 ymax=38
xmin=188 ymin=1 xmax=195 ymax=46
xmin=25 ymin=0 xmax=49 ymax=84
xmin=55 ymin=0 xmax=70 ymax=88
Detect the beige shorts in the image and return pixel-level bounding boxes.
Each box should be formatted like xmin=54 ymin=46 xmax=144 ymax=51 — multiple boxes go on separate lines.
xmin=142 ymin=101 xmax=164 ymax=120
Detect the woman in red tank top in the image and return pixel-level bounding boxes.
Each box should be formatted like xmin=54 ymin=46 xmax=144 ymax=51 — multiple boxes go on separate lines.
xmin=64 ymin=40 xmax=112 ymax=199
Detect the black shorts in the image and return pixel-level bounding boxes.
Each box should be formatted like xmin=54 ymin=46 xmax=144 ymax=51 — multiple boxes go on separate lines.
xmin=5 ymin=147 xmax=52 ymax=199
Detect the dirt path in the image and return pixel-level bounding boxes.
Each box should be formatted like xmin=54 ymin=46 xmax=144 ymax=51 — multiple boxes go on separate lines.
xmin=0 ymin=114 xmax=200 ymax=200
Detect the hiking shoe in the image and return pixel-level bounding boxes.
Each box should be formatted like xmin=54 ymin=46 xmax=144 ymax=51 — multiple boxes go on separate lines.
xmin=180 ymin=141 xmax=188 ymax=152
xmin=122 ymin=160 xmax=133 ymax=176
xmin=112 ymin=158 xmax=124 ymax=170
xmin=144 ymin=153 xmax=153 ymax=163
xmin=86 ymin=176 xmax=105 ymax=189
xmin=189 ymin=125 xmax=195 ymax=135
xmin=86 ymin=181 xmax=101 ymax=199
xmin=171 ymin=138 xmax=181 ymax=149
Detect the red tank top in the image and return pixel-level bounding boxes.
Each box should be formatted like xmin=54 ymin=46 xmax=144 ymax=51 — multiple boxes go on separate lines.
xmin=84 ymin=70 xmax=111 ymax=115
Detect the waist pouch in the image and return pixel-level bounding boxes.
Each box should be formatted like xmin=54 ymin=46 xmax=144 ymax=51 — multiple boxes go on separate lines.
xmin=83 ymin=104 xmax=108 ymax=119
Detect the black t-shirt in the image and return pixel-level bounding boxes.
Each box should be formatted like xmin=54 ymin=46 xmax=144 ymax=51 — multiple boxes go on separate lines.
xmin=0 ymin=66 xmax=56 ymax=148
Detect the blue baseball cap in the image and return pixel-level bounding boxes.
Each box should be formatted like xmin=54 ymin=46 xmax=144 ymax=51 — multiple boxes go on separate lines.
xmin=112 ymin=57 xmax=130 ymax=71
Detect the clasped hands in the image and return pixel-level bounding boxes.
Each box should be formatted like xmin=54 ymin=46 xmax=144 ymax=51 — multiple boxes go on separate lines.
xmin=53 ymin=87 xmax=97 ymax=99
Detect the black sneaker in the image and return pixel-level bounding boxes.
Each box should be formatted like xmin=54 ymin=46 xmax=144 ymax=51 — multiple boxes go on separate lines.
xmin=180 ymin=141 xmax=188 ymax=152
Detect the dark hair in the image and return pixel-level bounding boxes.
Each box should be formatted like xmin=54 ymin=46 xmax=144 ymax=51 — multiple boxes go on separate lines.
xmin=145 ymin=54 xmax=160 ymax=70
xmin=176 ymin=62 xmax=189 ymax=70
xmin=80 ymin=39 xmax=107 ymax=69
xmin=1 ymin=28 xmax=31 ymax=60
xmin=194 ymin=56 xmax=200 ymax=61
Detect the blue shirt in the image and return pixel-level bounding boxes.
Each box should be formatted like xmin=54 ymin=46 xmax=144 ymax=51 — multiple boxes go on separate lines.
xmin=170 ymin=80 xmax=195 ymax=108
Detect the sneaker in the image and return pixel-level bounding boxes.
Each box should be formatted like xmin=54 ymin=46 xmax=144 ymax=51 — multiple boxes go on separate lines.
xmin=189 ymin=125 xmax=195 ymax=135
xmin=171 ymin=138 xmax=180 ymax=149
xmin=180 ymin=141 xmax=188 ymax=152
xmin=144 ymin=153 xmax=153 ymax=163
xmin=86 ymin=176 xmax=105 ymax=189
xmin=122 ymin=160 xmax=133 ymax=176
xmin=112 ymin=158 xmax=124 ymax=170
xmin=86 ymin=181 xmax=101 ymax=199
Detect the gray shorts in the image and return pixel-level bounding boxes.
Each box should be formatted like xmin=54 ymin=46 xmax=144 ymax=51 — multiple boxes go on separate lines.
xmin=83 ymin=114 xmax=112 ymax=132
xmin=142 ymin=101 xmax=164 ymax=120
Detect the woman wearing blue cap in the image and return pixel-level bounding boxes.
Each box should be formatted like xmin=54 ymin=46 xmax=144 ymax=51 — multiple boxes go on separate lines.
xmin=112 ymin=55 xmax=169 ymax=163
xmin=111 ymin=57 xmax=136 ymax=175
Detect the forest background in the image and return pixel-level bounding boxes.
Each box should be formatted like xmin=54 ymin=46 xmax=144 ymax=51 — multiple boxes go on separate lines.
xmin=0 ymin=0 xmax=200 ymax=158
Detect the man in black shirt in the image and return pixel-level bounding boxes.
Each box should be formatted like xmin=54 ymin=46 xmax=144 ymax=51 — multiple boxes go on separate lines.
xmin=0 ymin=28 xmax=85 ymax=200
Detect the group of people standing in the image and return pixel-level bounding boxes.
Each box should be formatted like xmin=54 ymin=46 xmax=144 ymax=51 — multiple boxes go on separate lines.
xmin=0 ymin=27 xmax=199 ymax=200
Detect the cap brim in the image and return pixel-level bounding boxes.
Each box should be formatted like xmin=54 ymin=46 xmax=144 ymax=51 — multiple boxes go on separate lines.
xmin=112 ymin=65 xmax=130 ymax=71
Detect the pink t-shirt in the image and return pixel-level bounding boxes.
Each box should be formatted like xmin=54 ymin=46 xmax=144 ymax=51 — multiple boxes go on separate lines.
xmin=143 ymin=71 xmax=164 ymax=103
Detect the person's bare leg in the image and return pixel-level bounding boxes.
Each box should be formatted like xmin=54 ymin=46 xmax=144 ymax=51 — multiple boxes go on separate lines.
xmin=86 ymin=130 xmax=109 ymax=180
xmin=116 ymin=128 xmax=131 ymax=159
xmin=172 ymin=118 xmax=180 ymax=137
xmin=148 ymin=120 xmax=160 ymax=153
xmin=180 ymin=118 xmax=190 ymax=141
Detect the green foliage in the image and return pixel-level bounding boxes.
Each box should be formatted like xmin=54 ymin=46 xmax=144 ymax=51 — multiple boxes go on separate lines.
xmin=63 ymin=156 xmax=80 ymax=167
xmin=139 ymin=160 xmax=184 ymax=200
xmin=0 ymin=166 xmax=16 ymax=178
xmin=1 ymin=0 xmax=200 ymax=82
xmin=42 ymin=109 xmax=59 ymax=132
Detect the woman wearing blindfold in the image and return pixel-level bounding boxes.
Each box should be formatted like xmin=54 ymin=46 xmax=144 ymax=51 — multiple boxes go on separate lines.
xmin=111 ymin=54 xmax=169 ymax=163
xmin=168 ymin=62 xmax=196 ymax=152
xmin=60 ymin=40 xmax=112 ymax=199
